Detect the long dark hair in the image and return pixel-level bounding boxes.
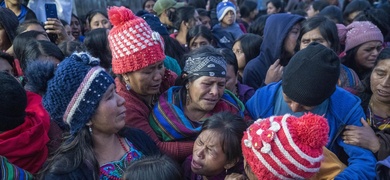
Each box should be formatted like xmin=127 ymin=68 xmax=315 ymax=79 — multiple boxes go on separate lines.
xmin=84 ymin=28 xmax=111 ymax=70
xmin=171 ymin=6 xmax=197 ymax=31
xmin=38 ymin=128 xmax=99 ymax=179
xmin=234 ymin=33 xmax=263 ymax=65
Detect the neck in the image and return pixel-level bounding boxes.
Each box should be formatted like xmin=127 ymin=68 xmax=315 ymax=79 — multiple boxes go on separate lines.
xmin=138 ymin=93 xmax=155 ymax=108
xmin=92 ymin=133 xmax=126 ymax=165
xmin=184 ymin=103 xmax=208 ymax=122
xmin=176 ymin=29 xmax=187 ymax=46
xmin=221 ymin=22 xmax=231 ymax=28
xmin=5 ymin=2 xmax=21 ymax=16
xmin=370 ymin=96 xmax=390 ymax=118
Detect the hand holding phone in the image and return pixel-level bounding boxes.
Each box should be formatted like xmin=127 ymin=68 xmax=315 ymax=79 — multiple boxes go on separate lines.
xmin=45 ymin=3 xmax=58 ymax=43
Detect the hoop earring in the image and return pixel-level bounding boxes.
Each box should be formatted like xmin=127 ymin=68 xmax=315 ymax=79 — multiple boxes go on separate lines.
xmin=126 ymin=84 xmax=131 ymax=91
xmin=89 ymin=126 xmax=93 ymax=134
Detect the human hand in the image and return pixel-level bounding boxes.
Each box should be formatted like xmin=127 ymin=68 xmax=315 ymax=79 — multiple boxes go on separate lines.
xmin=44 ymin=18 xmax=72 ymax=44
xmin=342 ymin=118 xmax=380 ymax=153
xmin=225 ymin=173 xmax=246 ymax=180
xmin=264 ymin=59 xmax=283 ymax=85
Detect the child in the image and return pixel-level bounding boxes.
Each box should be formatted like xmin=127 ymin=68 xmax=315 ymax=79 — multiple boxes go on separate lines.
xmin=212 ymin=0 xmax=244 ymax=49
xmin=242 ymin=113 xmax=329 ymax=179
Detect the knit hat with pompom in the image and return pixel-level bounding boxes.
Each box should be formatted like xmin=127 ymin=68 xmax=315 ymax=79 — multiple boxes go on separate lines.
xmin=242 ymin=113 xmax=329 ymax=180
xmin=107 ymin=6 xmax=165 ymax=74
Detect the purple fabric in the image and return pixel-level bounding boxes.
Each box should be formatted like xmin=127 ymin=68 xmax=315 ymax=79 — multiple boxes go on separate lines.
xmin=237 ymin=81 xmax=255 ymax=104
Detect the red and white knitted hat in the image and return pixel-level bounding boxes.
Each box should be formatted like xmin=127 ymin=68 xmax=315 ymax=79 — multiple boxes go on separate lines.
xmin=242 ymin=113 xmax=329 ymax=180
xmin=107 ymin=6 xmax=165 ymax=74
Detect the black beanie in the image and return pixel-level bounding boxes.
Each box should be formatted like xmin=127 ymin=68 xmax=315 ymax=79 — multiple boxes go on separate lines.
xmin=0 ymin=72 xmax=27 ymax=131
xmin=282 ymin=42 xmax=340 ymax=106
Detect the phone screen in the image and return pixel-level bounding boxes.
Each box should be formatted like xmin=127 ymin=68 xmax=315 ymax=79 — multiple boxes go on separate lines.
xmin=45 ymin=3 xmax=58 ymax=19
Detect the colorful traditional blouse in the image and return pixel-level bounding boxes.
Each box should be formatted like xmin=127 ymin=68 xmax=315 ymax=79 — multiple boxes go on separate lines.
xmin=149 ymin=86 xmax=248 ymax=142
xmin=99 ymin=139 xmax=143 ymax=180
xmin=0 ymin=156 xmax=33 ymax=180
xmin=367 ymin=107 xmax=390 ymax=131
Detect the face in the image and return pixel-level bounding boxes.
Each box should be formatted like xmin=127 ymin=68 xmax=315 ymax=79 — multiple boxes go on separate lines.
xmin=266 ymin=2 xmax=279 ymax=14
xmin=90 ymin=84 xmax=126 ymax=134
xmin=0 ymin=58 xmax=13 ymax=75
xmin=192 ymin=130 xmax=230 ymax=176
xmin=144 ymin=0 xmax=155 ymax=14
xmin=70 ymin=16 xmax=81 ymax=39
xmin=284 ymin=23 xmax=301 ymax=56
xmin=64 ymin=24 xmax=72 ymax=37
xmin=124 ymin=61 xmax=164 ymax=96
xmin=188 ymin=11 xmax=202 ymax=29
xmin=225 ymin=64 xmax=237 ymax=93
xmin=300 ymin=28 xmax=330 ymax=50
xmin=90 ymin=13 xmax=111 ymax=30
xmin=355 ymin=41 xmax=383 ymax=70
xmin=370 ymin=59 xmax=390 ymax=104
xmin=221 ymin=10 xmax=235 ymax=27
xmin=282 ymin=93 xmax=316 ymax=112
xmin=232 ymin=41 xmax=246 ymax=71
xmin=187 ymin=76 xmax=226 ymax=112
xmin=249 ymin=9 xmax=259 ymax=19
xmin=306 ymin=5 xmax=316 ymax=18
xmin=189 ymin=35 xmax=211 ymax=51
xmin=0 ymin=25 xmax=11 ymax=51
xmin=199 ymin=15 xmax=211 ymax=29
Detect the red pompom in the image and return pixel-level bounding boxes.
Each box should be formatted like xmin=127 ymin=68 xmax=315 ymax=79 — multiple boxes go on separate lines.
xmin=292 ymin=113 xmax=329 ymax=149
xmin=107 ymin=6 xmax=135 ymax=26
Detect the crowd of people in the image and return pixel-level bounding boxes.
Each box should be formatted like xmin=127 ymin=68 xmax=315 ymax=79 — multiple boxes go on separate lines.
xmin=0 ymin=0 xmax=389 ymax=179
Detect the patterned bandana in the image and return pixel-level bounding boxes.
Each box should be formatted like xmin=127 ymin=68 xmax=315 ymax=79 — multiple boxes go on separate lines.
xmin=183 ymin=56 xmax=227 ymax=78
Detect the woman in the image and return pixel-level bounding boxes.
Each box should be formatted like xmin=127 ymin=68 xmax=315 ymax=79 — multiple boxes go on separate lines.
xmin=170 ymin=6 xmax=202 ymax=48
xmin=183 ymin=112 xmax=248 ymax=180
xmin=70 ymin=14 xmax=84 ymax=42
xmin=142 ymin=0 xmax=156 ymax=14
xmin=187 ymin=25 xmax=214 ymax=51
xmin=266 ymin=0 xmax=283 ymax=14
xmin=149 ymin=46 xmax=250 ymax=144
xmin=0 ymin=71 xmax=50 ymax=174
xmin=85 ymin=10 xmax=112 ymax=30
xmin=238 ymin=0 xmax=258 ymax=31
xmin=343 ymin=48 xmax=390 ymax=161
xmin=341 ymin=21 xmax=384 ymax=80
xmin=220 ymin=48 xmax=255 ymax=104
xmin=39 ymin=52 xmax=159 ymax=179
xmin=84 ymin=28 xmax=111 ymax=72
xmin=232 ymin=33 xmax=262 ymax=81
xmin=243 ymin=13 xmax=304 ymax=89
xmin=107 ymin=6 xmax=192 ymax=162
xmin=298 ymin=16 xmax=364 ymax=95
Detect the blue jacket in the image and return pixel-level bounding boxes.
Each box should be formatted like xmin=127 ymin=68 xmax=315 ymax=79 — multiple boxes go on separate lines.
xmin=242 ymin=14 xmax=304 ymax=89
xmin=245 ymin=81 xmax=377 ymax=179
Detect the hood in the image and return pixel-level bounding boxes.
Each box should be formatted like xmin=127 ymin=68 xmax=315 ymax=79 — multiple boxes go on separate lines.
xmin=260 ymin=13 xmax=304 ymax=67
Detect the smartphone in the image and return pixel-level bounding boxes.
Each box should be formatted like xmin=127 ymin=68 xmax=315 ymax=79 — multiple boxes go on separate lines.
xmin=45 ymin=3 xmax=58 ymax=43
xmin=45 ymin=3 xmax=58 ymax=19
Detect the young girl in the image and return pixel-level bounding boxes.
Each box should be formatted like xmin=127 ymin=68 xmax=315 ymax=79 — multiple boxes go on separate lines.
xmin=183 ymin=112 xmax=248 ymax=180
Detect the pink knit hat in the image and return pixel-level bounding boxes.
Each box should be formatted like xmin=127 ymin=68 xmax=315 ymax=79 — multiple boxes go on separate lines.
xmin=107 ymin=6 xmax=165 ymax=74
xmin=241 ymin=113 xmax=329 ymax=180
xmin=343 ymin=21 xmax=383 ymax=53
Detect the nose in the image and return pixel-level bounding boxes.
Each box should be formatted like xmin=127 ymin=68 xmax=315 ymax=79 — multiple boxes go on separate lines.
xmin=152 ymin=70 xmax=163 ymax=81
xmin=209 ymin=84 xmax=218 ymax=96
xmin=97 ymin=23 xmax=104 ymax=28
xmin=289 ymin=102 xmax=304 ymax=112
xmin=194 ymin=146 xmax=205 ymax=158
xmin=117 ymin=93 xmax=125 ymax=106
xmin=381 ymin=75 xmax=390 ymax=87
